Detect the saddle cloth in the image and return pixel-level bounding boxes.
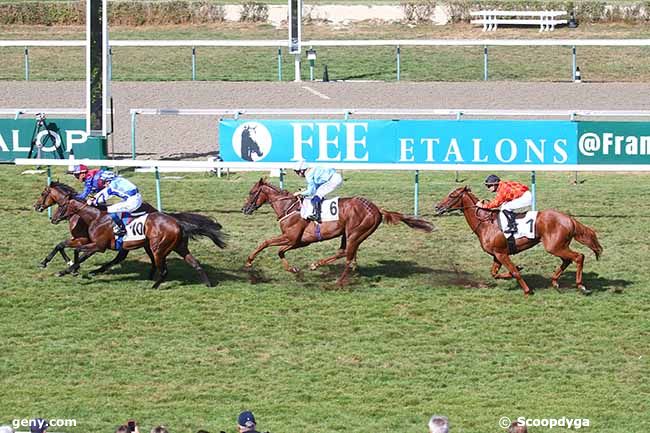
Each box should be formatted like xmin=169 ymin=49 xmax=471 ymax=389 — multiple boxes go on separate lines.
xmin=300 ymin=197 xmax=340 ymax=222
xmin=498 ymin=210 xmax=538 ymax=239
xmin=123 ymin=214 xmax=148 ymax=241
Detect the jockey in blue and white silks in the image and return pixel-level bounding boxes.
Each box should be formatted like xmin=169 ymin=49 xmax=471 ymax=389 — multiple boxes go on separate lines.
xmin=294 ymin=160 xmax=343 ymax=222
xmin=70 ymin=164 xmax=142 ymax=236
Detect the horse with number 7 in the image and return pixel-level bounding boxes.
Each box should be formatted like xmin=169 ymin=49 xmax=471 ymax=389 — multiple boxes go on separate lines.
xmin=435 ymin=186 xmax=603 ymax=296
xmin=242 ymin=178 xmax=435 ymax=285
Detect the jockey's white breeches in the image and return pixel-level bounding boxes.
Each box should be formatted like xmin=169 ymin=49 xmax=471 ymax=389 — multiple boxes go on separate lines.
xmin=106 ymin=193 xmax=143 ymax=214
xmin=500 ymin=190 xmax=533 ymax=213
xmin=314 ymin=172 xmax=343 ymax=199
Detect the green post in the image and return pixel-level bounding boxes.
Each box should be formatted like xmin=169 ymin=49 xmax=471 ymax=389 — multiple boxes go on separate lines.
xmin=155 ymin=166 xmax=162 ymax=211
xmin=131 ymin=111 xmax=137 ymax=159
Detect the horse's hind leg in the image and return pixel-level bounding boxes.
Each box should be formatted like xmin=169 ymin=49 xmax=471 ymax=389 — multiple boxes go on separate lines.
xmin=144 ymin=242 xmax=156 ymax=280
xmin=174 ymin=241 xmax=212 ymax=287
xmin=544 ymin=243 xmax=589 ymax=295
xmin=336 ymin=223 xmax=378 ymax=286
xmin=550 ymin=258 xmax=572 ymax=291
xmin=310 ymin=236 xmax=347 ymax=271
xmin=89 ymin=250 xmax=129 ymax=276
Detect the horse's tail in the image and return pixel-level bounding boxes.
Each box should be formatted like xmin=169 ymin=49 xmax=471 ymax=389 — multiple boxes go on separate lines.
xmin=379 ymin=209 xmax=435 ymax=233
xmin=168 ymin=212 xmax=227 ymax=249
xmin=572 ymin=217 xmax=603 ymax=260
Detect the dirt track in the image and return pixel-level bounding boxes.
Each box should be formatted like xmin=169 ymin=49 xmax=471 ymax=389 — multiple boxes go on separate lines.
xmin=2 ymin=81 xmax=650 ymax=159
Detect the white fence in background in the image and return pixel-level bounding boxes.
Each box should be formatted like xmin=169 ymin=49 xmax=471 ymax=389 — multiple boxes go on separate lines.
xmin=2 ymin=39 xmax=650 ymax=82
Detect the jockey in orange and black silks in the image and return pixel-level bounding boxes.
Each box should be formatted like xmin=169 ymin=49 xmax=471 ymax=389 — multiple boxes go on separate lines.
xmin=69 ymin=164 xmax=143 ymax=236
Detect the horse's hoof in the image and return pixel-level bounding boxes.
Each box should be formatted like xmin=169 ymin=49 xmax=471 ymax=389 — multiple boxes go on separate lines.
xmin=290 ymin=266 xmax=300 ymax=273
xmin=578 ymin=285 xmax=592 ymax=296
xmin=551 ymin=281 xmax=561 ymax=292
xmin=244 ymin=261 xmax=253 ymax=268
xmin=38 ymin=261 xmax=48 ymax=269
xmin=88 ymin=272 xmax=96 ymax=277
xmin=56 ymin=271 xmax=67 ymax=277
xmin=310 ymin=263 xmax=318 ymax=271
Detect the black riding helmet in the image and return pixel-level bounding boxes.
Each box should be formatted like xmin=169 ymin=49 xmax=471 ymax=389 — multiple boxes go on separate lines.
xmin=484 ymin=174 xmax=500 ymax=186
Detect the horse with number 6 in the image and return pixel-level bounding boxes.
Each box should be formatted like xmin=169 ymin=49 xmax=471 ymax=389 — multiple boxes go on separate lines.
xmin=242 ymin=178 xmax=435 ymax=285
xmin=434 ymin=186 xmax=603 ymax=296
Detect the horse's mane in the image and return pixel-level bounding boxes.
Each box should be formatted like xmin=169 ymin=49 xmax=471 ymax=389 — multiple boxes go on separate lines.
xmin=49 ymin=181 xmax=78 ymax=195
xmin=260 ymin=179 xmax=291 ymax=195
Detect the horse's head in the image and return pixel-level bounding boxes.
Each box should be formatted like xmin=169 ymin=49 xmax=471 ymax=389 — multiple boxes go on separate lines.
xmin=34 ymin=186 xmax=56 ymax=212
xmin=35 ymin=182 xmax=77 ymax=212
xmin=51 ymin=196 xmax=72 ymax=225
xmin=435 ymin=186 xmax=472 ymax=215
xmin=242 ymin=178 xmax=271 ymax=215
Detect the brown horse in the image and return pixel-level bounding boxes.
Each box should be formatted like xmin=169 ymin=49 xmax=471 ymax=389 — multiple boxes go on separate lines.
xmin=242 ymin=178 xmax=435 ymax=285
xmin=435 ymin=186 xmax=603 ymax=296
xmin=51 ymin=193 xmax=226 ymax=288
xmin=34 ymin=182 xmax=157 ymax=275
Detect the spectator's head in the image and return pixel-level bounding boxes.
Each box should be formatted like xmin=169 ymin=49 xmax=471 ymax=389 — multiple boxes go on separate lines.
xmin=0 ymin=425 xmax=15 ymax=433
xmin=29 ymin=419 xmax=48 ymax=433
xmin=150 ymin=426 xmax=169 ymax=433
xmin=237 ymin=411 xmax=256 ymax=433
xmin=508 ymin=421 xmax=528 ymax=433
xmin=428 ymin=415 xmax=449 ymax=433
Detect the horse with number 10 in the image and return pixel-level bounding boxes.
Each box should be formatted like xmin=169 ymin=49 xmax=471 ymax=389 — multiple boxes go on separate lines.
xmin=242 ymin=178 xmax=435 ymax=285
xmin=435 ymin=186 xmax=603 ymax=296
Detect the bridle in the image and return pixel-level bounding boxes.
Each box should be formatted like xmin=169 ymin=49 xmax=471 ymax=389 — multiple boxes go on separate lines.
xmin=244 ymin=183 xmax=298 ymax=217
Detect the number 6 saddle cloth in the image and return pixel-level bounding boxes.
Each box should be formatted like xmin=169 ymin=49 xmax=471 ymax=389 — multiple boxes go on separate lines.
xmin=299 ymin=197 xmax=340 ymax=222
xmin=498 ymin=211 xmax=539 ymax=239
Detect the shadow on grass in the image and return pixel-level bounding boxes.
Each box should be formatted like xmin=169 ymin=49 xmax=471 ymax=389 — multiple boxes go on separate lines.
xmin=310 ymin=259 xmax=490 ymax=289
xmin=500 ymin=271 xmax=631 ymax=294
xmin=76 ymin=256 xmax=247 ymax=288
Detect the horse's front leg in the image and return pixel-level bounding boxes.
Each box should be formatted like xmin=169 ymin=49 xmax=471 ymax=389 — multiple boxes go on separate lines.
xmin=57 ymin=251 xmax=95 ymax=277
xmin=494 ymin=252 xmax=533 ymax=296
xmin=40 ymin=240 xmax=71 ymax=268
xmin=245 ymin=234 xmax=292 ymax=267
xmin=490 ymin=257 xmax=515 ymax=279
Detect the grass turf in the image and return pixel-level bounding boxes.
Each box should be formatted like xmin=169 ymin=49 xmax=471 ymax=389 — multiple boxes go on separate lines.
xmin=0 ymin=165 xmax=648 ymax=433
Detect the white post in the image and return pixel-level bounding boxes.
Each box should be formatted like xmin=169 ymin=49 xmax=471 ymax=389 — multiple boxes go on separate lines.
xmin=294 ymin=53 xmax=301 ymax=82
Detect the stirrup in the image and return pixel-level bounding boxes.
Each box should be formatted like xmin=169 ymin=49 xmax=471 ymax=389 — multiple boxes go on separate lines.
xmin=113 ymin=225 xmax=126 ymax=236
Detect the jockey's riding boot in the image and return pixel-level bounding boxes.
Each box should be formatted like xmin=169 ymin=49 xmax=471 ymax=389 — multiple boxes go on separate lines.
xmin=110 ymin=213 xmax=127 ymax=237
xmin=503 ymin=210 xmax=517 ymax=235
xmin=308 ymin=196 xmax=322 ymax=222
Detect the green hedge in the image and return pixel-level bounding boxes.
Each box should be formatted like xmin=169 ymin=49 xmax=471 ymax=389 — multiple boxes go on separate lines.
xmin=0 ymin=0 xmax=647 ymax=25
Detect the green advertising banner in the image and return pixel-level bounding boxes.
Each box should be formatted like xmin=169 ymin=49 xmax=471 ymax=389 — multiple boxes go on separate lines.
xmin=578 ymin=121 xmax=650 ymax=165
xmin=0 ymin=118 xmax=106 ymax=162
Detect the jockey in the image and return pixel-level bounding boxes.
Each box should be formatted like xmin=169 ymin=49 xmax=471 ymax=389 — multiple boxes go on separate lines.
xmin=69 ymin=164 xmax=142 ymax=236
xmin=477 ymin=174 xmax=532 ymax=235
xmin=293 ymin=160 xmax=343 ymax=222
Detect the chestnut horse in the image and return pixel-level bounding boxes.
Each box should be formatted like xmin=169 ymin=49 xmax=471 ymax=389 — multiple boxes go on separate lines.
xmin=242 ymin=178 xmax=435 ymax=285
xmin=34 ymin=182 xmax=156 ymax=275
xmin=435 ymin=186 xmax=603 ymax=296
xmin=51 ymin=193 xmax=226 ymax=288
